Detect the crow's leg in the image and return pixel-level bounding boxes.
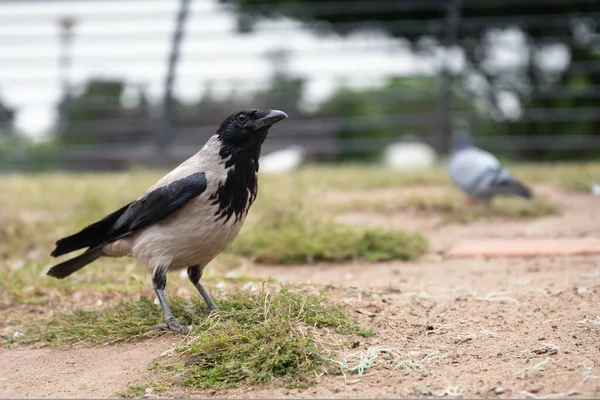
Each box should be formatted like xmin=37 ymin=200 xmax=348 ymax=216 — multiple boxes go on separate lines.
xmin=151 ymin=265 xmax=187 ymax=333
xmin=187 ymin=265 xmax=217 ymax=313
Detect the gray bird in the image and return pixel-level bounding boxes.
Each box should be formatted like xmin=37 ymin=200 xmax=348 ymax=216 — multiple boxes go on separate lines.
xmin=448 ymin=133 xmax=532 ymax=203
xmin=47 ymin=109 xmax=288 ymax=332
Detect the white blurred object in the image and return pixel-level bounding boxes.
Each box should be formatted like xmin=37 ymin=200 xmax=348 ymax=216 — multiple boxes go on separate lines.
xmin=260 ymin=145 xmax=306 ymax=173
xmin=592 ymin=183 xmax=600 ymax=196
xmin=383 ymin=141 xmax=437 ymax=171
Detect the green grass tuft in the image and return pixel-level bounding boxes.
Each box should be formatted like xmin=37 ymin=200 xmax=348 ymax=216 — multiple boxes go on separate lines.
xmin=119 ymin=379 xmax=172 ymax=398
xmin=436 ymin=196 xmax=559 ymax=224
xmin=228 ymin=208 xmax=428 ymax=264
xmin=119 ymin=385 xmax=146 ymax=398
xmin=25 ymin=296 xmax=163 ymax=345
xmin=23 ymin=287 xmax=372 ymax=389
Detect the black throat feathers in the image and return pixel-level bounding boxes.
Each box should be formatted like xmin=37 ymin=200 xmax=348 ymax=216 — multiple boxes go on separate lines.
xmin=210 ymin=137 xmax=264 ymax=223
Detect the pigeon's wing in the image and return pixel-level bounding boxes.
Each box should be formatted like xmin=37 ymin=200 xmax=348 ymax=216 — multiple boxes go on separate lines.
xmin=51 ymin=172 xmax=208 ymax=257
xmin=485 ymin=168 xmax=533 ymax=199
xmin=449 ymin=147 xmax=500 ymax=197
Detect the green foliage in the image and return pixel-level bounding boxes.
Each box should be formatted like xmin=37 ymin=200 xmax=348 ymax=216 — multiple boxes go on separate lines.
xmin=318 ymin=76 xmax=489 ymax=161
xmin=65 ymin=79 xmax=125 ymax=127
xmin=219 ymin=0 xmax=598 ymax=43
xmin=0 ymin=137 xmax=59 ymax=171
xmin=506 ymin=48 xmax=600 ymax=160
xmin=24 ymin=288 xmax=372 ymax=389
xmin=60 ymin=79 xmax=149 ymax=146
xmin=0 ymin=94 xmax=15 ymax=136
xmin=120 ymin=385 xmax=146 ymax=398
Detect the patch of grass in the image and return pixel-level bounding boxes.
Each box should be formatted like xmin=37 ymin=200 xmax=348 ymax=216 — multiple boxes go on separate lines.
xmin=23 ymin=295 xmax=163 ymax=345
xmin=23 ymin=287 xmax=372 ymax=389
xmin=332 ymin=194 xmax=457 ymax=215
xmin=438 ymin=196 xmax=559 ymax=224
xmin=287 ymin=164 xmax=448 ymax=190
xmin=225 ymin=176 xmax=428 ymax=264
xmin=290 ymin=162 xmax=600 ymax=193
xmin=334 ymin=191 xmax=559 ymax=223
xmin=119 ymin=379 xmax=172 ymax=398
xmin=511 ymin=162 xmax=600 ymax=193
xmin=228 ymin=208 xmax=428 ymax=264
xmin=119 ymin=385 xmax=146 ymax=398
xmin=276 ymin=162 xmax=600 ymax=193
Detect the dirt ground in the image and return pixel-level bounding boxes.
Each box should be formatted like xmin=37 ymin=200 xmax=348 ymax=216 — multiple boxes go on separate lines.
xmin=1 ymin=185 xmax=599 ymax=399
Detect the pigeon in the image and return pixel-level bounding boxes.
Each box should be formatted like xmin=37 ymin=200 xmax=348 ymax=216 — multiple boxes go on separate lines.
xmin=47 ymin=109 xmax=288 ymax=332
xmin=448 ymin=133 xmax=532 ymax=202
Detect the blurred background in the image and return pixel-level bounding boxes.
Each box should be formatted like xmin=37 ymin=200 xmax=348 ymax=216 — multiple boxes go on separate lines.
xmin=1 ymin=0 xmax=599 ymax=171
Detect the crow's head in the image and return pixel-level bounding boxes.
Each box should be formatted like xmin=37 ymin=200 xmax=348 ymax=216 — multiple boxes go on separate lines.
xmin=217 ymin=109 xmax=287 ymax=151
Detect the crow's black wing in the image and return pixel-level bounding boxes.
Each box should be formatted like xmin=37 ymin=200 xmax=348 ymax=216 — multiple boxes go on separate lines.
xmin=51 ymin=172 xmax=208 ymax=257
xmin=112 ymin=172 xmax=208 ymax=233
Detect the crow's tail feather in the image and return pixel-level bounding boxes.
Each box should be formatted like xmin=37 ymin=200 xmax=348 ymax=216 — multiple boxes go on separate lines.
xmin=51 ymin=202 xmax=132 ymax=257
xmin=47 ymin=245 xmax=104 ymax=279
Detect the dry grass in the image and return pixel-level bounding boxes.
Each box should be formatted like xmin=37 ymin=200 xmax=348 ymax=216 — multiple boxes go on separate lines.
xmin=330 ymin=190 xmax=559 ymax=223
xmin=510 ymin=162 xmax=600 ymax=193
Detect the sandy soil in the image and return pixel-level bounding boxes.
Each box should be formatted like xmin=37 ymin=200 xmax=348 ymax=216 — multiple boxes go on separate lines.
xmin=0 ymin=338 xmax=174 ymax=398
xmin=1 ymin=186 xmax=599 ymax=398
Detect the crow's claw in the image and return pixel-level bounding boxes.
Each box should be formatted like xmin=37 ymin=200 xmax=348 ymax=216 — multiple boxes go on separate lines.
xmin=151 ymin=320 xmax=189 ymax=333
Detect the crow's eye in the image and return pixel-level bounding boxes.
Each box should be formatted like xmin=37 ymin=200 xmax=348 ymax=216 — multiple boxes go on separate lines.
xmin=237 ymin=114 xmax=248 ymax=123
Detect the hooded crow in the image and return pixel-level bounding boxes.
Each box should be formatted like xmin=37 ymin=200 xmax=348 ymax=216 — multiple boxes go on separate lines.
xmin=47 ymin=109 xmax=288 ymax=332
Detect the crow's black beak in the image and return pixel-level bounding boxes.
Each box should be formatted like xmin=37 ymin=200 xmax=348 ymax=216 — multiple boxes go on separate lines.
xmin=252 ymin=109 xmax=288 ymax=130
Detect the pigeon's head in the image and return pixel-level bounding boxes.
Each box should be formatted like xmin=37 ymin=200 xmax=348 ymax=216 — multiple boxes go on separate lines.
xmin=217 ymin=109 xmax=287 ymax=151
xmin=452 ymin=132 xmax=473 ymax=152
